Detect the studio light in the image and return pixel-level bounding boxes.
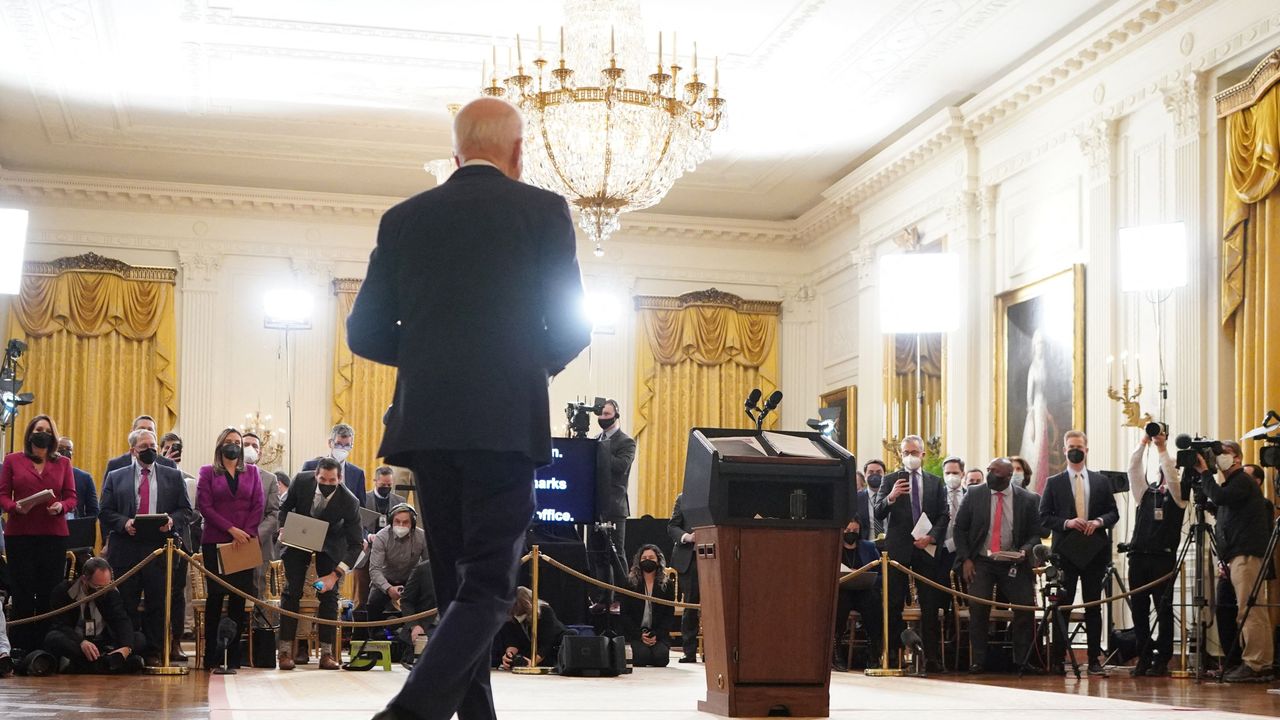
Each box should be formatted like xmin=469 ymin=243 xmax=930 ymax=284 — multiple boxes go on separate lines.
xmin=263 ymin=289 xmax=315 ymax=330
xmin=878 ymin=252 xmax=961 ymax=334
xmin=0 ymin=208 xmax=30 ymax=295
xmin=584 ymin=292 xmax=622 ymax=333
xmin=1118 ymin=222 xmax=1187 ymax=292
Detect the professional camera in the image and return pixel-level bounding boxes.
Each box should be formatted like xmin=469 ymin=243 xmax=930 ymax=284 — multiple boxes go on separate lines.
xmin=1145 ymin=421 xmax=1169 ymax=438
xmin=593 ymin=520 xmax=616 ymax=532
xmin=1116 ymin=542 xmax=1132 ymax=555
xmin=1242 ymin=410 xmax=1280 ymax=469
xmin=564 ymin=397 xmax=606 ymax=439
xmin=1174 ymin=433 xmax=1222 ymax=470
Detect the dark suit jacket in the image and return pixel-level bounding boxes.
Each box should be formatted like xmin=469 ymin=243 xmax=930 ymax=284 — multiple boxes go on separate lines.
xmin=620 ymin=575 xmax=676 ymax=641
xmin=71 ymin=467 xmax=99 ymax=518
xmin=873 ymin=469 xmax=950 ymax=561
xmin=99 ymin=462 xmax=191 ymax=564
xmin=1039 ymin=469 xmax=1120 ymax=567
xmin=301 ymin=458 xmax=366 ymax=507
xmin=346 ymin=164 xmax=592 ymax=468
xmin=103 ymin=451 xmax=175 ymax=485
xmin=667 ymin=493 xmax=695 ymax=575
xmin=399 ymin=560 xmax=438 ymax=633
xmin=48 ymin=579 xmax=134 ymax=647
xmin=852 ymin=488 xmax=873 ymax=536
xmin=952 ymin=484 xmax=1045 ymax=563
xmin=278 ymin=471 xmax=364 ymax=569
xmin=595 ymin=429 xmax=635 ymax=520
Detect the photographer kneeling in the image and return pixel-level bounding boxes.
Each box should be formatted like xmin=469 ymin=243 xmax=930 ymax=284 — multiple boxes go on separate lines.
xmin=621 ymin=545 xmax=674 ymax=667
xmin=1195 ymin=441 xmax=1274 ymax=683
xmin=1125 ymin=428 xmax=1185 ymax=677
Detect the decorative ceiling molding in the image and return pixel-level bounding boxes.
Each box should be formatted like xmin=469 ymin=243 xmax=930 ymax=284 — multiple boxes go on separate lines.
xmin=1214 ymin=46 xmax=1280 ymax=117
xmin=633 ymin=288 xmax=783 ymax=316
xmin=25 ymin=251 xmax=177 ymax=283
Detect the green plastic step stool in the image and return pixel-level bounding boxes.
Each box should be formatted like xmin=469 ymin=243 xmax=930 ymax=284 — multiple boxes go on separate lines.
xmin=352 ymin=640 xmax=394 ymax=671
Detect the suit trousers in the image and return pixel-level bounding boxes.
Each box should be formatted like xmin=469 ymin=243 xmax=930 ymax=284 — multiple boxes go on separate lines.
xmin=280 ymin=548 xmax=340 ymax=647
xmin=200 ymin=543 xmax=256 ymax=669
xmin=835 ymin=582 xmax=883 ymax=662
xmin=5 ymin=535 xmax=67 ymax=651
xmin=1215 ymin=573 xmax=1241 ymax=668
xmin=586 ymin=521 xmax=627 ymax=605
xmin=630 ymin=639 xmax=670 ymax=667
xmin=1054 ymin=553 xmax=1107 ymax=662
xmin=1228 ymin=555 xmax=1274 ymax=672
xmin=886 ymin=546 xmax=942 ymax=663
xmin=388 ymin=450 xmax=535 ymax=720
xmin=113 ymin=548 xmax=171 ymax=655
xmin=678 ymin=565 xmax=700 ymax=659
xmin=967 ymin=559 xmax=1035 ymax=668
xmin=43 ymin=627 xmax=145 ymax=673
xmin=1128 ymin=552 xmax=1176 ymax=663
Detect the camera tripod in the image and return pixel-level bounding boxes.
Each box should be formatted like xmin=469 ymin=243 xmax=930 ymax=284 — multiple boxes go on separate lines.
xmin=1020 ymin=572 xmax=1082 ymax=679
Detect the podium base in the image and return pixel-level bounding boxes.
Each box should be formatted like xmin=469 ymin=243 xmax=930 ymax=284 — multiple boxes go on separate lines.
xmin=700 ymin=685 xmax=829 ymax=718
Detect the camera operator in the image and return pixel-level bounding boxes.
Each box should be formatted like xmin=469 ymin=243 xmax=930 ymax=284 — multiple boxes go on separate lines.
xmin=1195 ymin=442 xmax=1275 ymax=683
xmin=1125 ymin=428 xmax=1185 ymax=677
xmin=588 ymin=399 xmax=636 ymax=615
xmin=1213 ymin=464 xmax=1273 ymax=673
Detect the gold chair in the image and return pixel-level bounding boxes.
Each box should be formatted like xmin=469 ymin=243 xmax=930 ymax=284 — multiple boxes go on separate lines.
xmin=190 ymin=553 xmax=207 ymax=667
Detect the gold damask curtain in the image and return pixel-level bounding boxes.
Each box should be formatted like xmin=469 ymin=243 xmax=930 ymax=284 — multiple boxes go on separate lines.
xmin=1220 ymin=56 xmax=1280 ymax=471
xmin=633 ymin=289 xmax=781 ymax=517
xmin=332 ymin=279 xmax=397 ymax=485
xmin=884 ymin=334 xmax=944 ymax=448
xmin=4 ymin=254 xmax=178 ymax=482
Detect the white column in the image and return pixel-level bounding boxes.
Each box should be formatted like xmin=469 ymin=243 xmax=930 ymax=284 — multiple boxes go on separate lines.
xmin=177 ymin=252 xmax=222 ymax=475
xmin=288 ymin=259 xmax=334 ymax=471
xmin=854 ymin=246 xmax=883 ymax=461
xmin=780 ymin=283 xmax=818 ymax=432
xmin=978 ymin=185 xmax=999 ymax=459
xmin=944 ymin=187 xmax=980 ymax=459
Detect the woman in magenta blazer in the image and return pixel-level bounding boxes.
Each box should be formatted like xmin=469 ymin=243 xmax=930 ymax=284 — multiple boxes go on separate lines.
xmin=196 ymin=426 xmax=264 ymax=670
xmin=0 ymin=414 xmax=77 ymax=649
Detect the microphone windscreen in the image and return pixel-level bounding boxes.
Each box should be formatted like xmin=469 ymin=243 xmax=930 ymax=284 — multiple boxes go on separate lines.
xmin=1174 ymin=433 xmax=1193 ymax=450
xmin=745 ymin=388 xmax=762 ymax=408
xmin=1031 ymin=544 xmax=1050 ymax=564
xmin=764 ymin=390 xmax=784 ymax=409
xmin=217 ymin=617 xmax=238 ymax=647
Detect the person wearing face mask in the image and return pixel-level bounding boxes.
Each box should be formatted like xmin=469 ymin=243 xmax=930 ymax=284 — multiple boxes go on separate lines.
xmin=364 ymin=466 xmax=407 ymax=536
xmin=491 ymin=586 xmax=566 ymax=670
xmin=56 ymin=437 xmax=99 ymax=520
xmin=965 ymin=468 xmax=986 ymax=487
xmin=873 ymin=435 xmax=949 ymax=671
xmin=1038 ymin=430 xmax=1119 ymax=676
xmin=100 ymin=428 xmax=192 ymax=665
xmin=30 ymin=557 xmax=145 ymax=676
xmin=1197 ymin=441 xmax=1274 ymax=683
xmin=832 ymin=518 xmax=883 ymax=671
xmin=667 ymin=492 xmax=701 ymax=663
xmin=588 ymin=399 xmax=636 ymax=616
xmin=1009 ymin=455 xmax=1035 ymax=494
xmin=197 ymin=427 xmax=265 ymax=670
xmin=240 ymin=432 xmax=281 ymax=599
xmin=302 ymin=423 xmax=366 ymax=506
xmin=620 ymin=544 xmax=674 ymax=667
xmin=102 ymin=414 xmax=176 ymax=486
xmin=364 ymin=505 xmax=428 ymax=635
xmin=861 ymin=460 xmax=887 ymax=539
xmin=160 ymin=431 xmax=200 ymax=648
xmin=953 ymin=458 xmax=1044 ymax=673
xmin=941 ymin=457 xmax=967 ymax=555
xmin=0 ymin=414 xmax=77 ymax=651
xmin=277 ymin=457 xmax=363 ymax=670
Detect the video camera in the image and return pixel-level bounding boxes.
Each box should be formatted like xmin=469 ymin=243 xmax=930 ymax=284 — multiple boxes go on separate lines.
xmin=1174 ymin=433 xmax=1222 ymax=471
xmin=565 ymin=397 xmax=606 ymax=439
xmin=1242 ymin=410 xmax=1280 ymax=470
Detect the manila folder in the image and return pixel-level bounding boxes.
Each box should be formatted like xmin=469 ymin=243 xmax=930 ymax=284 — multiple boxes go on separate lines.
xmin=218 ymin=540 xmax=263 ymax=576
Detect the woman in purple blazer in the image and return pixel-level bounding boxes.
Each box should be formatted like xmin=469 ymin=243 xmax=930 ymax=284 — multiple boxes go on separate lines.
xmin=197 ymin=427 xmax=265 ymax=670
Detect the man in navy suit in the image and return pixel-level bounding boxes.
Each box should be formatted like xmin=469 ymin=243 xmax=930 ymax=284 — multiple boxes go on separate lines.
xmin=99 ymin=428 xmax=191 ymax=664
xmin=351 ymin=97 xmax=591 ymax=720
xmin=1039 ymin=430 xmax=1119 ymax=675
xmin=301 ymin=423 xmax=366 ymax=506
xmin=102 ymin=415 xmax=177 ymax=485
xmin=873 ymin=435 xmax=950 ymax=670
xmin=57 ymin=437 xmax=99 ymax=519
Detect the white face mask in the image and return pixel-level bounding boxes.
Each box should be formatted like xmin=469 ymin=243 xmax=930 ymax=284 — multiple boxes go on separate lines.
xmin=902 ymin=455 xmax=922 ymax=472
xmin=944 ymin=474 xmax=962 ymax=490
xmin=331 ymin=447 xmax=350 ymax=463
xmin=243 ymin=446 xmax=260 ymax=464
xmin=392 ymin=525 xmax=410 ymax=539
xmin=1011 ymin=472 xmax=1024 ymax=486
xmin=1216 ymin=453 xmax=1235 ymax=473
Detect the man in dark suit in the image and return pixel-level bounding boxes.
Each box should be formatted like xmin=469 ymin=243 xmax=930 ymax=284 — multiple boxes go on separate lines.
xmin=1039 ymin=430 xmax=1119 ymax=675
xmin=350 ymin=97 xmax=591 ymax=720
xmin=589 ymin=399 xmax=636 ymax=614
xmin=872 ymin=435 xmax=949 ymax=669
xmin=101 ymin=415 xmax=177 ymax=485
xmin=364 ymin=466 xmax=408 ymax=536
xmin=276 ymin=458 xmax=363 ymax=670
xmin=861 ymin=459 xmax=887 ymax=538
xmin=57 ymin=437 xmax=99 ymax=519
xmin=99 ymin=428 xmax=192 ymax=664
xmin=301 ymin=423 xmax=367 ymax=506
xmin=667 ymin=493 xmax=700 ymax=663
xmin=953 ymin=458 xmax=1045 ymax=672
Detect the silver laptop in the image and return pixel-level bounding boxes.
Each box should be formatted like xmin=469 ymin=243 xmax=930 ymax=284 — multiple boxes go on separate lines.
xmin=280 ymin=512 xmax=329 ymax=552
xmin=358 ymin=507 xmax=384 ymax=529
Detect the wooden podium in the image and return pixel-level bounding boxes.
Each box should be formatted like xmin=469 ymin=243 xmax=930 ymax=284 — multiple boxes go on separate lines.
xmin=681 ymin=429 xmax=854 ymax=718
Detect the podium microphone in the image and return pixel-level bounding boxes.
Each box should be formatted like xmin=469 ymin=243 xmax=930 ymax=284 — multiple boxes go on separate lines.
xmin=213 ymin=617 xmax=238 ymax=675
xmin=901 ymin=627 xmax=926 ymax=677
xmin=761 ymin=390 xmax=783 ymax=414
xmin=744 ymin=388 xmax=762 ymax=421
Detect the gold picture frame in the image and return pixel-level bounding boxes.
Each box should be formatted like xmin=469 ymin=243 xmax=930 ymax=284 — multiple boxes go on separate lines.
xmin=819 ymin=386 xmax=857 ymax=454
xmin=993 ymin=264 xmax=1085 ymax=494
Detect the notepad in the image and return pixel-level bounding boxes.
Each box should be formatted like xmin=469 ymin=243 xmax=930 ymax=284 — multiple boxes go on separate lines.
xmin=16 ymin=488 xmax=54 ymax=511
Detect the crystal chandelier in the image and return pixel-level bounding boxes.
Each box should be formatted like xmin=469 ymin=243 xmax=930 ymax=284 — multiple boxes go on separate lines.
xmin=482 ymin=0 xmax=725 ymax=256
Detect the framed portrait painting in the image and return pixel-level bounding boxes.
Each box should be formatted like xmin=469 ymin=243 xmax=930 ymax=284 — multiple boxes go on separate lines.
xmin=819 ymin=386 xmax=857 ymax=454
xmin=994 ymin=265 xmax=1084 ymax=495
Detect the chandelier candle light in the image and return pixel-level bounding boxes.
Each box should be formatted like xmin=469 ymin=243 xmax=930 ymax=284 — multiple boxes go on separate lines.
xmin=482 ymin=0 xmax=725 ymax=256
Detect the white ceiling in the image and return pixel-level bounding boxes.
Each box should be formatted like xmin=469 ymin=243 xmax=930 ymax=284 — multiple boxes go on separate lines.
xmin=0 ymin=0 xmax=1114 ymax=221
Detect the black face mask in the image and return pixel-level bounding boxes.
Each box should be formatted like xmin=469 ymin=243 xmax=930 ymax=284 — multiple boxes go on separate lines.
xmin=30 ymin=431 xmax=54 ymax=450
xmin=865 ymin=474 xmax=883 ymax=490
xmin=986 ymin=473 xmax=1012 ymax=492
xmin=376 ymin=486 xmax=391 ymax=497
xmin=1066 ymin=448 xmax=1086 ymax=464
xmin=843 ymin=531 xmax=860 ymax=545
xmin=318 ymin=483 xmax=338 ymax=497
xmin=59 ymin=448 xmax=72 ymax=459
xmin=639 ymin=559 xmax=659 ymax=573
xmin=221 ymin=443 xmax=242 ymax=461
xmin=137 ymin=448 xmax=158 ymax=465
xmin=598 ymin=416 xmax=617 ymax=431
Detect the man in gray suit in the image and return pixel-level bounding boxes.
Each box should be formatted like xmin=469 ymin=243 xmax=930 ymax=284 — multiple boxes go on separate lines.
xmin=363 ymin=466 xmax=407 ymax=536
xmin=588 ymin=399 xmax=636 ymax=614
xmin=243 ymin=433 xmax=280 ymax=596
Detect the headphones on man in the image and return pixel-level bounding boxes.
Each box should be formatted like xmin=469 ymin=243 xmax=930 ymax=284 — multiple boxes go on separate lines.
xmin=388 ymin=502 xmax=418 ymax=530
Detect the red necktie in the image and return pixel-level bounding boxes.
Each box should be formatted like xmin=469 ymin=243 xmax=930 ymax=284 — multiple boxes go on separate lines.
xmin=139 ymin=467 xmax=151 ymax=515
xmin=990 ymin=491 xmax=1004 ymax=554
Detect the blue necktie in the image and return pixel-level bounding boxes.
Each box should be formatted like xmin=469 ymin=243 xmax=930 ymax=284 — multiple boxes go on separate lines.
xmin=910 ymin=472 xmax=922 ymax=523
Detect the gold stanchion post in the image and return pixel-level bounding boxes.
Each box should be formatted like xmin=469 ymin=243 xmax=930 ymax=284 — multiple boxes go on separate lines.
xmin=145 ymin=539 xmax=189 ymax=676
xmin=865 ymin=552 xmax=904 ymax=677
xmin=513 ymin=544 xmax=553 ymax=675
xmin=1170 ymin=558 xmax=1191 ymax=679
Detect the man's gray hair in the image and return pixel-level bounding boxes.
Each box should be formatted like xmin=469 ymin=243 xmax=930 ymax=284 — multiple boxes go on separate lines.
xmin=128 ymin=428 xmax=157 ymax=448
xmin=330 ymin=423 xmax=355 ymax=441
xmin=900 ymin=435 xmax=925 ymax=451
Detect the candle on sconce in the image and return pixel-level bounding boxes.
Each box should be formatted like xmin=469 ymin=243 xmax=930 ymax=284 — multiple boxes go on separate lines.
xmin=610 ymin=26 xmax=615 ymax=57
xmin=1106 ymin=355 xmax=1115 ymax=388
xmin=1120 ymin=351 xmax=1129 ymax=383
xmin=671 ymin=32 xmax=676 ymax=66
xmin=657 ymin=31 xmax=662 ymax=69
xmin=537 ymin=26 xmax=543 ymax=56
xmin=516 ymin=33 xmax=523 ymax=67
xmin=1135 ymin=354 xmax=1142 ymax=387
xmin=693 ymin=42 xmax=698 ymax=73
xmin=559 ymin=26 xmax=564 ymax=58
xmin=714 ymin=56 xmax=719 ymax=87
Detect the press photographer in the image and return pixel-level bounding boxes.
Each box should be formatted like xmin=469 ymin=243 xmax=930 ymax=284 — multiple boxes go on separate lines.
xmin=587 ymin=399 xmax=636 ymax=615
xmin=1194 ymin=440 xmax=1274 ymax=683
xmin=1124 ymin=424 xmax=1185 ymax=677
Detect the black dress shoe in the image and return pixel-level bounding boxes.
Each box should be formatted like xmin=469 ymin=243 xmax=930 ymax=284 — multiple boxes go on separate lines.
xmin=925 ymin=660 xmax=947 ymax=674
xmin=1148 ymin=661 xmax=1170 ymax=677
xmin=1088 ymin=661 xmax=1106 ymax=676
xmin=1049 ymin=662 xmax=1066 ymax=675
xmin=679 ymin=655 xmax=698 ymax=664
xmin=371 ymin=705 xmax=418 ymax=720
xmin=968 ymin=663 xmax=984 ymax=675
xmin=1018 ymin=664 xmax=1045 ymax=676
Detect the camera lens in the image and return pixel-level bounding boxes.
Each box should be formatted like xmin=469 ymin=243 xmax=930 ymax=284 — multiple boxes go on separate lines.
xmin=1145 ymin=421 xmax=1165 ymax=438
